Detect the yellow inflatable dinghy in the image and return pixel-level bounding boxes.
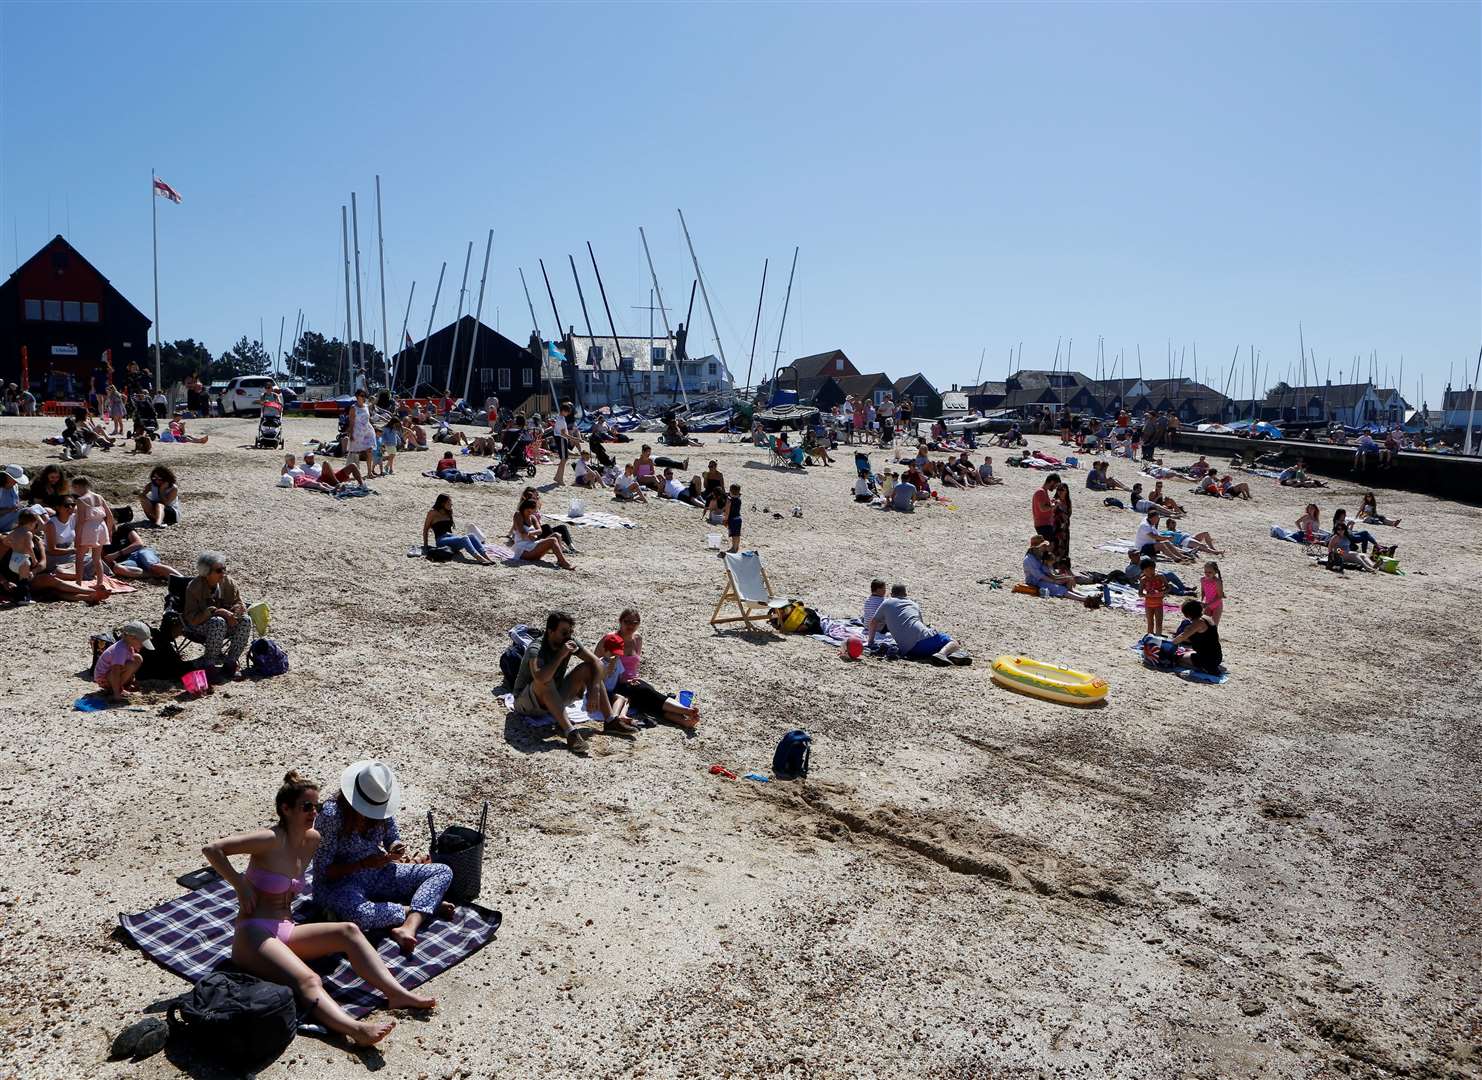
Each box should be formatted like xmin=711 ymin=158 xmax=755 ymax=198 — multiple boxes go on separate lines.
xmin=991 ymin=655 xmax=1108 ymax=707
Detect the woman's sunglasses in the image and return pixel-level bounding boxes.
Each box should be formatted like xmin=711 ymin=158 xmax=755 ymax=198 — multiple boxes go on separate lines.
xmin=298 ymin=800 xmax=322 ymax=813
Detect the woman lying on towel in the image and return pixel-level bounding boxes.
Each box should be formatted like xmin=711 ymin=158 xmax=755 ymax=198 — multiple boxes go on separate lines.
xmin=201 ymin=770 xmax=435 ymax=1047
xmin=596 ymin=608 xmax=700 ymax=729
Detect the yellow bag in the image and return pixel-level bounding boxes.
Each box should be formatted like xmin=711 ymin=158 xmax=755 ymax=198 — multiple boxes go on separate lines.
xmin=247 ymin=601 xmax=271 ymax=637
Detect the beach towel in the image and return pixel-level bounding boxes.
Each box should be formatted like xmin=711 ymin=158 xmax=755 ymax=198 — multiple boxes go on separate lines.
xmin=549 ymin=509 xmax=635 ymax=529
xmin=1235 ymin=466 xmax=1285 ymax=479
xmin=496 ymin=690 xmax=596 ymax=732
xmin=119 ymin=873 xmax=501 ymax=1018
xmin=806 ymin=615 xmax=899 ymax=655
xmin=407 ymin=543 xmax=517 ymax=561
xmin=1127 ymin=640 xmax=1230 ymax=684
xmin=332 ymin=484 xmax=378 ymax=500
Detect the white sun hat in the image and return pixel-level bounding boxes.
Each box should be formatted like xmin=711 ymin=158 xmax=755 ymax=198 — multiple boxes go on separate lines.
xmin=340 ymin=760 xmax=400 ymax=820
xmin=2 ymin=464 xmax=29 ymax=487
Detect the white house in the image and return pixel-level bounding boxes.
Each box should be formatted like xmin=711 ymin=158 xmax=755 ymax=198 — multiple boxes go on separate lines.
xmin=548 ymin=333 xmax=734 ymax=411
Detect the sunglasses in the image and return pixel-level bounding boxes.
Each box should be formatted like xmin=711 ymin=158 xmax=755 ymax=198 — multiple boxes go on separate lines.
xmin=298 ymin=800 xmax=322 ymax=813
xmin=208 ymin=566 xmax=227 ymax=575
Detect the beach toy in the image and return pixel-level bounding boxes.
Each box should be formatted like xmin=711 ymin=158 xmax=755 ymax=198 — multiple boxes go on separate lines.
xmin=1011 ymin=583 xmax=1039 ymax=596
xmin=678 ymin=690 xmax=695 ymax=709
xmin=990 ymin=655 xmax=1109 ymax=707
xmin=247 ymin=601 xmax=271 ymax=637
xmin=742 ymin=773 xmax=770 ymax=783
xmin=709 ymin=764 xmax=738 ymax=780
xmin=568 ymin=498 xmax=586 ymax=518
xmin=181 ymin=669 xmax=209 ymax=696
xmin=706 ymin=532 xmax=723 ymax=549
xmin=842 ymin=636 xmax=864 ymax=660
xmin=1377 ymin=556 xmax=1399 ymax=574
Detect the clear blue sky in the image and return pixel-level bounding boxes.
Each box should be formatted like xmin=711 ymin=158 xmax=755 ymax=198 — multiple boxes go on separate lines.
xmin=3 ymin=1 xmax=1478 ymax=405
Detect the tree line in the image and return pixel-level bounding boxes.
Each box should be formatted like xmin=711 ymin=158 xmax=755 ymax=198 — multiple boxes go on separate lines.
xmin=154 ymin=334 xmax=386 ymax=388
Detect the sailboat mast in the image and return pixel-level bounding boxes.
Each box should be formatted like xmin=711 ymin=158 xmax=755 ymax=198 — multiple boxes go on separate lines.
xmin=743 ymin=259 xmax=768 ymax=397
xmin=677 ymin=209 xmax=732 ymax=388
xmin=769 ymin=246 xmax=799 ymax=389
xmin=638 ymin=225 xmax=687 ymax=409
xmin=587 ymin=242 xmax=637 ymax=411
xmin=461 ymin=230 xmax=492 ymax=406
xmin=375 ymin=175 xmax=390 ymax=388
xmin=445 ymin=242 xmax=472 ymax=395
xmin=416 ymin=262 xmax=446 ymax=391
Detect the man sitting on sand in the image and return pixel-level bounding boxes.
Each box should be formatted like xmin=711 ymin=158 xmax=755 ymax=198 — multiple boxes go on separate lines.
xmin=303 ymin=451 xmax=364 ymax=487
xmin=1023 ymin=537 xmax=1077 ymax=597
xmin=514 ymin=611 xmax=639 ymax=755
xmin=866 ymin=583 xmax=971 ymax=666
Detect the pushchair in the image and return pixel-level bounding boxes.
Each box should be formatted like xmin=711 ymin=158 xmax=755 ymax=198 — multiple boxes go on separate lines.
xmin=492 ymin=437 xmax=537 ymax=481
xmin=256 ymin=400 xmax=284 ymax=449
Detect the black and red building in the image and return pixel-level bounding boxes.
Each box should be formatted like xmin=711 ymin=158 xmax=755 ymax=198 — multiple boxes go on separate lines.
xmin=0 ymin=235 xmax=153 ymax=397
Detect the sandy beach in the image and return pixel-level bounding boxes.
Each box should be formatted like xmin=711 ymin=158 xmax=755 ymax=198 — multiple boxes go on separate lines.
xmin=0 ymin=414 xmax=1477 ymax=1080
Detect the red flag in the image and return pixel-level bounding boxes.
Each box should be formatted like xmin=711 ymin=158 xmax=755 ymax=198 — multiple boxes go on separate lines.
xmin=153 ymin=177 xmax=182 ymax=203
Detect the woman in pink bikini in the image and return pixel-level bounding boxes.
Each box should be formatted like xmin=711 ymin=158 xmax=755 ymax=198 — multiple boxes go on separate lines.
xmin=201 ymin=771 xmax=435 ymax=1047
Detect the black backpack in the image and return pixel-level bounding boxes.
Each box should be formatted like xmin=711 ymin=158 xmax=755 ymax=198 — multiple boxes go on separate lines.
xmin=772 ymin=729 xmax=812 ymax=780
xmin=167 ymin=971 xmax=300 ymax=1065
xmin=499 ymin=624 xmax=534 ymax=688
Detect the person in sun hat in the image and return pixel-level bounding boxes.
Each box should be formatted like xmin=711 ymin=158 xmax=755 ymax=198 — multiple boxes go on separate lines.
xmin=0 ymin=464 xmax=30 ymax=532
xmin=310 ymin=761 xmax=455 ymax=954
xmin=93 ymin=620 xmax=154 ymax=701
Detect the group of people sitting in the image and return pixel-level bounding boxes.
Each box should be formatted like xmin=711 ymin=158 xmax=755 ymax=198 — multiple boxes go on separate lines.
xmin=856 ymin=444 xmax=1004 ymax=511
xmin=2 ymin=462 xmax=185 ymax=606
xmin=511 ymin=609 xmax=701 ymax=754
xmin=1292 ymin=499 xmax=1399 ymax=571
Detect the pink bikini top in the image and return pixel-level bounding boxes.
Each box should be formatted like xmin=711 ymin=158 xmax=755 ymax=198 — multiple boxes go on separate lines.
xmin=245 ymin=865 xmax=305 ymax=895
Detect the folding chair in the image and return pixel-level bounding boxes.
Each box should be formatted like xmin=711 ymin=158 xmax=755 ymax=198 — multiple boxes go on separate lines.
xmin=710 ymin=551 xmax=779 ymax=631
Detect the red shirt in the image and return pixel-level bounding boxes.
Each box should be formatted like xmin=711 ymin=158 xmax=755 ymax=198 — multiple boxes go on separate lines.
xmin=1032 ymin=489 xmax=1055 ymax=527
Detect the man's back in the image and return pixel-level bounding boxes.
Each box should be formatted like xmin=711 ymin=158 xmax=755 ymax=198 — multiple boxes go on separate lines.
xmin=876 ymin=597 xmax=928 ymax=651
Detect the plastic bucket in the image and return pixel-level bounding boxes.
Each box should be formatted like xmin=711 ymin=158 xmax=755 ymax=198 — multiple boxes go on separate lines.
xmin=677 ymin=690 xmax=695 ymax=709
xmin=181 ymin=669 xmax=208 ymax=695
xmin=706 ymin=532 xmax=723 ymax=549
xmin=247 ymin=602 xmax=271 ymax=637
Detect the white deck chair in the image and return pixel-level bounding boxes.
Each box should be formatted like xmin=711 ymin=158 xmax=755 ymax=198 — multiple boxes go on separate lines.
xmin=710 ymin=551 xmax=779 ymax=630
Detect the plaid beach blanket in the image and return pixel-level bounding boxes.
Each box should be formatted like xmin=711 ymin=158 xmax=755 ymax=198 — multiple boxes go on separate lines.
xmin=119 ymin=874 xmax=501 ymax=1017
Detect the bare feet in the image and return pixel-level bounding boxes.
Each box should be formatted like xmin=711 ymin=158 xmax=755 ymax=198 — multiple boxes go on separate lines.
xmin=389 ymin=926 xmax=418 ymax=954
xmin=349 ymin=1018 xmax=396 ymax=1045
xmin=385 ymin=988 xmax=437 ymax=1010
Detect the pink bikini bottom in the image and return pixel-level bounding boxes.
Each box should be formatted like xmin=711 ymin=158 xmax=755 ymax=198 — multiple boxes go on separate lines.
xmin=240 ymin=918 xmax=295 ymax=944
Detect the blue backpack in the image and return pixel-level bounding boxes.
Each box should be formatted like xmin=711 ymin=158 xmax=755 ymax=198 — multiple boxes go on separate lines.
xmin=772 ymin=730 xmax=812 ymax=780
xmin=248 ymin=638 xmax=289 ymax=678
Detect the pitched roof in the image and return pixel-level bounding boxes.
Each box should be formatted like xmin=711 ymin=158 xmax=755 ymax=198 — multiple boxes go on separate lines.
xmin=828 ymin=372 xmax=892 ymax=398
xmin=1262 ymin=382 xmax=1374 ymax=409
xmin=2 ymin=234 xmax=151 ymax=326
xmin=779 ymin=350 xmax=851 ymax=381
xmin=893 ymin=372 xmax=938 ymax=396
xmin=963 ymin=380 xmax=1007 ymax=397
xmin=1442 ymin=388 xmax=1480 ymax=409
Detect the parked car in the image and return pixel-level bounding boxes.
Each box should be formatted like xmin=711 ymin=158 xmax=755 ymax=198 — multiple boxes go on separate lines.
xmin=217 ymin=376 xmax=298 ymax=417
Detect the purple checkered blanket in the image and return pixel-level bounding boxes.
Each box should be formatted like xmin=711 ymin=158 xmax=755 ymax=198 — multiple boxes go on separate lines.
xmin=119 ymin=875 xmax=501 ymax=1017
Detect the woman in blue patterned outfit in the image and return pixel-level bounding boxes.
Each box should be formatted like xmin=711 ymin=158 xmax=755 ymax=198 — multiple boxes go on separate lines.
xmin=312 ymin=761 xmax=454 ymax=954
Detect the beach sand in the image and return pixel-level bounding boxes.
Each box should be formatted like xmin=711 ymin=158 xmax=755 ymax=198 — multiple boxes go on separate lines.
xmin=0 ymin=415 xmax=1477 ymax=1079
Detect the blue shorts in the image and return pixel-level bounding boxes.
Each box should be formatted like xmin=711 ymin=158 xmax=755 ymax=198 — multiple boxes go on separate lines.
xmin=907 ymin=632 xmax=952 ymax=658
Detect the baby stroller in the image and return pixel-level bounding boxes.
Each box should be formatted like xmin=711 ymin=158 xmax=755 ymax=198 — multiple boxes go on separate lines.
xmin=492 ymin=439 xmax=537 ymax=481
xmin=256 ymin=401 xmax=284 ymax=449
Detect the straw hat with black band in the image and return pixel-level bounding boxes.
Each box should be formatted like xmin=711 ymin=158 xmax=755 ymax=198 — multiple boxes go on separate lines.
xmin=341 ymin=760 xmax=400 ymax=820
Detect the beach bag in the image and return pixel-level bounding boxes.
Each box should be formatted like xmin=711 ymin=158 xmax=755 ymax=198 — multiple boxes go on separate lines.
xmin=427 ymin=801 xmax=488 ymax=904
xmin=167 ymin=971 xmax=299 ymax=1066
xmin=768 ymin=601 xmax=814 ymax=635
xmin=772 ymin=729 xmax=812 ymax=780
xmin=248 ymin=638 xmax=289 ymax=678
xmin=424 ymin=545 xmax=455 ymax=562
xmin=90 ymin=631 xmax=116 ymax=675
xmin=499 ymin=624 xmax=534 ymax=687
xmin=1103 ymin=497 xmax=1124 ymax=509
xmin=139 ymin=628 xmax=189 ymax=681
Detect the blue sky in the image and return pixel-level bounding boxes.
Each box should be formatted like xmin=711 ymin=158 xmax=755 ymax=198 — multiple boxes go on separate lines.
xmin=2 ymin=1 xmax=1477 ymax=405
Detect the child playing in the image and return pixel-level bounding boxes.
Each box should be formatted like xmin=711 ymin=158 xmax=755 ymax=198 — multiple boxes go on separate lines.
xmin=863 ymin=578 xmax=887 ymax=625
xmin=168 ymin=419 xmax=208 ymax=444
xmin=1139 ymin=556 xmax=1166 ymax=636
xmin=725 ymin=483 xmax=743 ymax=554
xmin=3 ymin=509 xmax=42 ymax=605
xmin=70 ymin=476 xmax=113 ymax=589
xmin=853 ymin=469 xmax=878 ymax=503
xmin=378 ymin=418 xmax=401 ymax=475
xmin=1200 ymin=561 xmax=1225 ymax=624
xmin=93 ymin=620 xmax=154 ymax=702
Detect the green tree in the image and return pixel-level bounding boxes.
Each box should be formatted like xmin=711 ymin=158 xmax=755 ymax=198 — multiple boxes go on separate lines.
xmin=218 ymin=336 xmax=272 ymax=377
xmin=155 ymin=338 xmax=215 ymax=386
xmin=285 ymin=332 xmax=383 ymax=389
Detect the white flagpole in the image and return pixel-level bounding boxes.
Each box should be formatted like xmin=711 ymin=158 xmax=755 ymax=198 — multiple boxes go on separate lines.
xmin=151 ymin=169 xmax=162 ymax=388
xmin=350 ymin=192 xmax=367 ymax=389
xmin=460 ymin=229 xmax=493 ymax=405
xmin=393 ymin=280 xmax=415 ymax=389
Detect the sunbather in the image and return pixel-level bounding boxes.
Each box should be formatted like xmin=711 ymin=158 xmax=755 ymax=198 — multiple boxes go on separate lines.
xmin=423 ymin=494 xmax=495 ymax=564
xmin=512 ymin=498 xmax=574 ymax=569
xmin=1169 ymin=599 xmax=1223 ymax=674
xmin=1159 ymin=518 xmax=1222 ymax=556
xmin=598 ymin=608 xmax=700 ymax=728
xmin=1326 ymin=523 xmax=1377 ymax=571
xmin=138 ymin=465 xmax=180 ymax=526
xmin=1332 ymin=508 xmax=1393 ymax=556
xmin=1358 ymin=492 xmax=1400 ymax=527
xmin=181 ymin=551 xmax=253 ymax=671
xmin=1149 ymin=482 xmax=1186 ymax=516
xmin=518 ymin=487 xmax=577 ymax=554
xmin=659 ymin=467 xmax=705 ymax=506
xmin=513 ymin=611 xmax=635 ymax=754
xmin=1220 ymin=474 xmax=1252 ymax=500
xmin=303 ymin=451 xmax=364 ymax=487
xmin=866 ymin=583 xmax=971 ymax=666
xmin=202 ymin=770 xmax=434 ymax=1047
xmin=312 ymin=761 xmax=455 ymax=953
